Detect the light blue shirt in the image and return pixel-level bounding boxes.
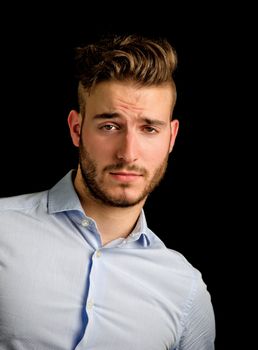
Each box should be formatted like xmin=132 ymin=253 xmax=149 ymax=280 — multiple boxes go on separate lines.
xmin=0 ymin=170 xmax=215 ymax=349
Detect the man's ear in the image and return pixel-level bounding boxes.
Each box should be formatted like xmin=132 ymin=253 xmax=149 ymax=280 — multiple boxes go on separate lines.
xmin=67 ymin=110 xmax=82 ymax=147
xmin=169 ymin=119 xmax=179 ymax=153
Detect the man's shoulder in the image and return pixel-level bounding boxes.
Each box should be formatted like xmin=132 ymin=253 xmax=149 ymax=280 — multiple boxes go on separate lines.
xmin=163 ymin=247 xmax=200 ymax=276
xmin=0 ymin=191 xmax=48 ymax=213
xmin=145 ymin=230 xmax=200 ymax=279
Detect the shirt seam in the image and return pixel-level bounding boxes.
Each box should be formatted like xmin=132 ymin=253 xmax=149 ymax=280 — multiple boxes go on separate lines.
xmin=174 ymin=268 xmax=199 ymax=348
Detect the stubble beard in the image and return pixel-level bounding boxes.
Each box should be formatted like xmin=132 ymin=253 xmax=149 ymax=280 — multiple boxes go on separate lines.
xmin=78 ymin=138 xmax=169 ymax=208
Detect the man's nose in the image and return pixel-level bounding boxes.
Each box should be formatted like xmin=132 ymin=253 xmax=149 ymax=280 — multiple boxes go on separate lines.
xmin=116 ymin=131 xmax=139 ymax=163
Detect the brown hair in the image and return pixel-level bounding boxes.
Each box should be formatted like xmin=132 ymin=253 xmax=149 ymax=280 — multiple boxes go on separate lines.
xmin=75 ymin=34 xmax=178 ymax=117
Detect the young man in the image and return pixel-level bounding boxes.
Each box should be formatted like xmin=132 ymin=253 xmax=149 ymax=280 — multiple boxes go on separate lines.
xmin=0 ymin=34 xmax=215 ymax=349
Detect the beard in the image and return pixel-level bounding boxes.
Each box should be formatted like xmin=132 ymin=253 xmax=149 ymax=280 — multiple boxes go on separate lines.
xmin=78 ymin=138 xmax=169 ymax=208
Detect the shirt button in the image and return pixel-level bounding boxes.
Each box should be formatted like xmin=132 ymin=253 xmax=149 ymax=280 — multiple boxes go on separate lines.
xmin=87 ymin=299 xmax=94 ymax=309
xmin=81 ymin=219 xmax=89 ymax=227
xmin=96 ymin=250 xmax=101 ymax=258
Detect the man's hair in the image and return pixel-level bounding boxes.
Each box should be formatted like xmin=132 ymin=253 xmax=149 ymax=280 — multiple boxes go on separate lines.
xmin=74 ymin=34 xmax=178 ymax=117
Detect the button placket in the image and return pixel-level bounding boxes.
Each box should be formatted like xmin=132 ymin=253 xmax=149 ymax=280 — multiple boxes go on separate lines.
xmin=86 ymin=249 xmax=103 ymax=315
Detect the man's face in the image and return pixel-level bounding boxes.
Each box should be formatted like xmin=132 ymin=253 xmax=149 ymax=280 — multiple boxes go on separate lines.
xmin=69 ymin=81 xmax=179 ymax=207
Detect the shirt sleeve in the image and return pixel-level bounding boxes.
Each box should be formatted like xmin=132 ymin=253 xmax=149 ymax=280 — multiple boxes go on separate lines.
xmin=174 ymin=272 xmax=216 ymax=350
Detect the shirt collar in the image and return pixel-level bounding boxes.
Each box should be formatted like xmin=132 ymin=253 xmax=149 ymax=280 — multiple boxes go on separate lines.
xmin=47 ymin=170 xmax=151 ymax=247
xmin=124 ymin=210 xmax=151 ymax=247
xmin=48 ymin=170 xmax=84 ymax=214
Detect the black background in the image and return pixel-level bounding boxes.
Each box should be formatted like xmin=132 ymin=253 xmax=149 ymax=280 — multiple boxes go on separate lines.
xmin=0 ymin=4 xmax=252 ymax=349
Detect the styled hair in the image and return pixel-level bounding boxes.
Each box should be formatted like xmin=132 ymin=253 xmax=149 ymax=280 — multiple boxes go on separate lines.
xmin=75 ymin=34 xmax=178 ymax=117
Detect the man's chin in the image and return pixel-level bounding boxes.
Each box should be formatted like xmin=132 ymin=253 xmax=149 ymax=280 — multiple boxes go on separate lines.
xmin=104 ymin=199 xmax=144 ymax=208
xmin=98 ymin=190 xmax=146 ymax=208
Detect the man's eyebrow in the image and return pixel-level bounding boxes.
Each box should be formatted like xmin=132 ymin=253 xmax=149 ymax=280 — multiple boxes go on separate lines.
xmin=93 ymin=113 xmax=119 ymax=120
xmin=93 ymin=113 xmax=167 ymax=126
xmin=141 ymin=117 xmax=167 ymax=126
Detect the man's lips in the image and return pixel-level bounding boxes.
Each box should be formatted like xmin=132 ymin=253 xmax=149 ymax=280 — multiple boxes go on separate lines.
xmin=109 ymin=172 xmax=143 ymax=182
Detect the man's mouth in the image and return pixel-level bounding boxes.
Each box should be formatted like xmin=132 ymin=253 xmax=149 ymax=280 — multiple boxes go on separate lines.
xmin=109 ymin=171 xmax=143 ymax=182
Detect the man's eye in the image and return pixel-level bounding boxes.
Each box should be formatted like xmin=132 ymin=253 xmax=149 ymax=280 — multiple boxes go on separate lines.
xmin=101 ymin=124 xmax=117 ymax=131
xmin=144 ymin=126 xmax=158 ymax=133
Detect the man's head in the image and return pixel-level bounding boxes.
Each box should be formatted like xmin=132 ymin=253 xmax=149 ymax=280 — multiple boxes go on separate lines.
xmin=75 ymin=34 xmax=178 ymax=119
xmin=68 ymin=34 xmax=179 ymax=208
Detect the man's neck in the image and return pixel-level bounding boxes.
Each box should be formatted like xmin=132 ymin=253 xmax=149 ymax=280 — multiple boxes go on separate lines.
xmin=83 ymin=200 xmax=143 ymax=246
xmin=74 ymin=173 xmax=145 ymax=246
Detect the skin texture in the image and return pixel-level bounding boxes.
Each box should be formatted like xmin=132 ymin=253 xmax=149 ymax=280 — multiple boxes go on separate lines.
xmin=68 ymin=80 xmax=179 ymax=244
